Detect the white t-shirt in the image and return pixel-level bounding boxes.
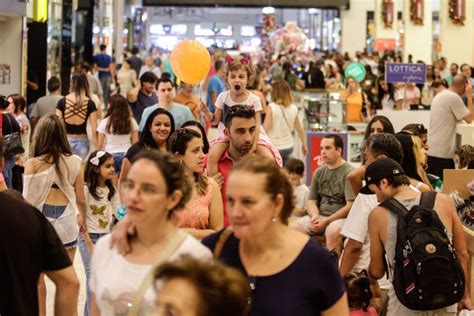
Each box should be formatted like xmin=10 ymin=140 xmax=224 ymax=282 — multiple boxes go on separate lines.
xmin=85 ymin=185 xmax=121 ymax=233
xmin=97 ymin=117 xmax=139 ymax=153
xmin=91 ymin=234 xmax=211 ymax=316
xmin=214 ymin=90 xmax=262 ymax=133
xmin=341 ymin=185 xmax=420 ymax=290
xmin=294 ymin=183 xmax=309 ymax=211
xmin=266 ymin=102 xmax=298 ymax=150
xmin=394 ymin=86 xmax=420 ymax=109
xmin=381 ymin=94 xmax=395 ymax=110
xmin=428 ymin=89 xmax=470 ymax=159
xmin=215 ymin=90 xmax=262 ymax=112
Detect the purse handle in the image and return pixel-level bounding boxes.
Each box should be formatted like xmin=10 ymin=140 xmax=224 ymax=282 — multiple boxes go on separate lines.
xmin=127 ymin=229 xmax=187 ymax=316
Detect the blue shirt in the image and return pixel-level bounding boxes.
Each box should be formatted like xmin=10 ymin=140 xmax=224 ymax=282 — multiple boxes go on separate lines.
xmin=93 ymin=53 xmax=112 ymax=78
xmin=139 ymin=102 xmax=194 ymax=131
xmin=206 ymin=74 xmax=225 ymax=113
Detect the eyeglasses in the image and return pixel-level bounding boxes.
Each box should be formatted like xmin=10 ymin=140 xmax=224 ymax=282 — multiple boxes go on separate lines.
xmin=120 ymin=180 xmax=165 ymax=197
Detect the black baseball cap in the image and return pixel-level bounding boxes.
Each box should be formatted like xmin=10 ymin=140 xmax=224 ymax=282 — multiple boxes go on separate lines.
xmin=360 ymin=158 xmax=406 ymax=194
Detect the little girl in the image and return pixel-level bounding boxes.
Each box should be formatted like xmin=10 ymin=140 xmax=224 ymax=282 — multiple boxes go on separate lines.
xmin=343 ymin=270 xmax=378 ymax=316
xmin=202 ymin=57 xmax=282 ymax=176
xmin=79 ymin=150 xmax=121 ymax=315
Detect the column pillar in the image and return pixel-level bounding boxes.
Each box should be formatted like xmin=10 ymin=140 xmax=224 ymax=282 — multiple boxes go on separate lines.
xmin=113 ymin=0 xmax=124 ymax=64
xmin=403 ymin=0 xmax=433 ymax=64
xmin=439 ymin=0 xmax=473 ymax=65
xmin=340 ymin=0 xmax=375 ymax=57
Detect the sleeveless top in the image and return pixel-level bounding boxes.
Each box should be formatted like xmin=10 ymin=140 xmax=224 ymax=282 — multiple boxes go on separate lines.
xmin=174 ymin=177 xmax=217 ymax=229
xmin=57 ymin=97 xmax=97 ymax=135
xmin=385 ymin=197 xmax=457 ymax=315
xmin=23 ymin=155 xmax=82 ymax=244
xmin=266 ymin=102 xmax=298 ymax=150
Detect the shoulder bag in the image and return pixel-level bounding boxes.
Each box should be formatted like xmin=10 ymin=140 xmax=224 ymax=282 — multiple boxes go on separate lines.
xmin=3 ymin=114 xmax=24 ymax=157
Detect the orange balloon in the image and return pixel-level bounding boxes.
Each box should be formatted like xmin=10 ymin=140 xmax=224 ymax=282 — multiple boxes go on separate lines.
xmin=170 ymin=40 xmax=211 ymax=85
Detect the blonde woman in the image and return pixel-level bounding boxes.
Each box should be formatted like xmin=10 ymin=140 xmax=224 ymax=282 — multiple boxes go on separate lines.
xmin=340 ymin=76 xmax=371 ymax=123
xmin=263 ymin=80 xmax=307 ymax=165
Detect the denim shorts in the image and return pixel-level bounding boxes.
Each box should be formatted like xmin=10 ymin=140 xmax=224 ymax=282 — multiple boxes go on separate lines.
xmin=68 ymin=137 xmax=90 ymax=161
xmin=43 ymin=204 xmax=77 ymax=249
xmin=43 ymin=203 xmax=67 ymax=219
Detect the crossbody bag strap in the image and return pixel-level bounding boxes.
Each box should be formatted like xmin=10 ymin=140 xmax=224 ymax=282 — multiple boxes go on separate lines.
xmin=127 ymin=229 xmax=187 ymax=316
xmin=213 ymin=227 xmax=234 ymax=259
xmin=277 ymin=104 xmax=293 ymax=134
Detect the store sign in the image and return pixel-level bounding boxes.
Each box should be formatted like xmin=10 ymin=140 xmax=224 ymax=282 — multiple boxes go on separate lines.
xmin=385 ymin=63 xmax=427 ymax=84
xmin=345 ymin=63 xmax=366 ymax=82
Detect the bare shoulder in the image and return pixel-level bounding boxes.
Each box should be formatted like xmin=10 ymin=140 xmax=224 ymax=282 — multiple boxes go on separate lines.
xmin=369 ymin=206 xmax=387 ymax=224
xmin=435 ymin=193 xmax=456 ymax=214
xmin=24 ymin=157 xmax=45 ymax=174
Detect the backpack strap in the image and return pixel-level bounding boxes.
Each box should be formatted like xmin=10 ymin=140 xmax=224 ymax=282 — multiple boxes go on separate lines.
xmin=419 ymin=191 xmax=437 ymax=209
xmin=380 ymin=198 xmax=410 ymax=219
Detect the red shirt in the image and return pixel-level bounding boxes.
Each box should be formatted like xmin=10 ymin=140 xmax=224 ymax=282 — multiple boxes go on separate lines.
xmin=204 ymin=151 xmax=234 ymax=227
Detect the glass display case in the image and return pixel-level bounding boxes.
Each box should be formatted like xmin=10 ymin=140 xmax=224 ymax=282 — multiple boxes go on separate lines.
xmin=293 ymin=90 xmax=346 ymax=131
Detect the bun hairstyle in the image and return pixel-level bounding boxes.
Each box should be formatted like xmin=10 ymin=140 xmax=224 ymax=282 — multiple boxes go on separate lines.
xmin=131 ymin=151 xmax=192 ymax=215
xmin=231 ymin=156 xmax=294 ymax=225
xmin=344 ymin=270 xmax=373 ymax=312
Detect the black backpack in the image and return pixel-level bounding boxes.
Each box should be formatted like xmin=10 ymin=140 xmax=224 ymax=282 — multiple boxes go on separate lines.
xmin=380 ymin=191 xmax=465 ymax=311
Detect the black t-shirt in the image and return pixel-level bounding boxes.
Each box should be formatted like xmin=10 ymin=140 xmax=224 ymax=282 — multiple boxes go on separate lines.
xmin=202 ymin=230 xmax=345 ymax=316
xmin=0 ymin=192 xmax=71 ymax=316
xmin=130 ymin=91 xmax=158 ymax=124
xmin=56 ymin=98 xmax=97 ymax=135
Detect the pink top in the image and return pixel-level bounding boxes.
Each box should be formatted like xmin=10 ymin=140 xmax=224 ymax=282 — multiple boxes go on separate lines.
xmin=350 ymin=306 xmax=377 ymax=316
xmin=174 ymin=177 xmax=217 ymax=229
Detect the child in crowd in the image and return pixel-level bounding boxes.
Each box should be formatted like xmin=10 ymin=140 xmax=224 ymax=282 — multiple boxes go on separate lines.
xmin=284 ymin=158 xmax=309 ymax=218
xmin=343 ymin=271 xmax=378 ymax=316
xmin=79 ymin=150 xmax=121 ymax=315
xmin=454 ymin=144 xmax=474 ymax=169
xmin=201 ymin=57 xmax=282 ymax=176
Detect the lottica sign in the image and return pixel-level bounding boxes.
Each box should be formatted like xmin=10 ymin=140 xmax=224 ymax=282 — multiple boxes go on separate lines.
xmin=385 ymin=63 xmax=427 ymax=84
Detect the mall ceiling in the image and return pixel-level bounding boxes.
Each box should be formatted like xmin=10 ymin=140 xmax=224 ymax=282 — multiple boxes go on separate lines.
xmin=142 ymin=0 xmax=349 ymax=8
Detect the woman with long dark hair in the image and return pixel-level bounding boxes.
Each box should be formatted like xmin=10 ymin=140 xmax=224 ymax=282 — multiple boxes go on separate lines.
xmin=56 ymin=72 xmax=98 ymax=160
xmin=97 ymin=94 xmax=138 ymax=178
xmin=119 ymin=108 xmax=175 ymax=187
xmin=377 ymin=78 xmax=396 ymax=110
xmin=23 ymin=114 xmax=86 ymax=316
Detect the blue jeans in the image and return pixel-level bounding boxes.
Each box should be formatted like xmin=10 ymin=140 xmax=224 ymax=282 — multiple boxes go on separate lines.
xmin=68 ymin=137 xmax=90 ymax=161
xmin=79 ymin=233 xmax=106 ymax=316
xmin=112 ymin=152 xmax=125 ymax=174
xmin=99 ymin=76 xmax=111 ymax=106
xmin=2 ymin=155 xmax=16 ymax=189
xmin=279 ymin=147 xmax=293 ymax=167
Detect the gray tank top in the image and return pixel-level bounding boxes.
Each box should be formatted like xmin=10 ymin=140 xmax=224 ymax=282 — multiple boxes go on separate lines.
xmin=385 ymin=197 xmax=457 ymax=316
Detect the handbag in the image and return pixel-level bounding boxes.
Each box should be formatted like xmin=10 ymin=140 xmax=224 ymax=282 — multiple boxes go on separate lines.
xmin=3 ymin=114 xmax=24 ymax=157
xmin=127 ymin=229 xmax=187 ymax=316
